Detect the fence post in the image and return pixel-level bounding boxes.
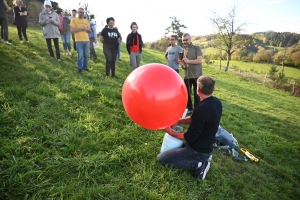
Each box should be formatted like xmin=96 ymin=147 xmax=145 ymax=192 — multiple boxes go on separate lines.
xmin=263 ymin=73 xmax=268 ymax=84
xmin=292 ymin=81 xmax=296 ymax=94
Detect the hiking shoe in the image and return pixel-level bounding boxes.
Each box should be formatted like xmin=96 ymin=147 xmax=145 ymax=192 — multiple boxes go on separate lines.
xmin=195 ymin=161 xmax=211 ymax=180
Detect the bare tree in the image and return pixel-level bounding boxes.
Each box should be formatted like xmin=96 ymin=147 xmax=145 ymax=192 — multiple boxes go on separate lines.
xmin=210 ymin=5 xmax=247 ymax=72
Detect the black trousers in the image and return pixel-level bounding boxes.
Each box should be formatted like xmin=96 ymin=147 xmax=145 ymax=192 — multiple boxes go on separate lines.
xmin=184 ymin=78 xmax=200 ymax=111
xmin=103 ymin=47 xmax=118 ymax=76
xmin=89 ymin=37 xmax=96 ymax=57
xmin=17 ymin=26 xmax=28 ymax=41
xmin=0 ymin=13 xmax=8 ymax=41
xmin=46 ymin=38 xmax=60 ymax=59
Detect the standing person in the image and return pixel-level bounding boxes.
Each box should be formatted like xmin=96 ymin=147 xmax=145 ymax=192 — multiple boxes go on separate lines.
xmin=0 ymin=0 xmax=12 ymax=45
xmin=68 ymin=9 xmax=77 ymax=51
xmin=13 ymin=0 xmax=28 ymax=43
xmin=115 ymin=27 xmax=121 ymax=60
xmin=126 ymin=22 xmax=143 ymax=70
xmin=165 ymin=35 xmax=183 ymax=73
xmin=85 ymin=14 xmax=97 ymax=60
xmin=70 ymin=7 xmax=90 ymax=74
xmin=57 ymin=11 xmax=71 ymax=56
xmin=100 ymin=17 xmax=121 ymax=78
xmin=157 ymin=76 xmax=222 ymax=180
xmin=39 ymin=0 xmax=61 ymax=60
xmin=0 ymin=20 xmax=3 ymax=42
xmin=179 ymin=33 xmax=203 ymax=114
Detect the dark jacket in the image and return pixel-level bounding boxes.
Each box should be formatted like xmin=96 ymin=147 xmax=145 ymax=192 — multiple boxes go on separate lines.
xmin=126 ymin=32 xmax=143 ymax=54
xmin=13 ymin=6 xmax=28 ymax=27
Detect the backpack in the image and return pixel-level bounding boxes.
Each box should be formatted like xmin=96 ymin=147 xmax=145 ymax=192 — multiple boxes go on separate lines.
xmin=214 ymin=125 xmax=247 ymax=161
xmin=59 ymin=17 xmax=70 ymax=34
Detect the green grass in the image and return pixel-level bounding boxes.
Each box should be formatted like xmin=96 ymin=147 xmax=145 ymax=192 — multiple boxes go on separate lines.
xmin=1 ymin=26 xmax=300 ymax=199
xmin=213 ymin=60 xmax=300 ymax=80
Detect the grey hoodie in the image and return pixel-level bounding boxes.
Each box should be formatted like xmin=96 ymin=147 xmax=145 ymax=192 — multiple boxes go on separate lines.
xmin=39 ymin=9 xmax=60 ymax=39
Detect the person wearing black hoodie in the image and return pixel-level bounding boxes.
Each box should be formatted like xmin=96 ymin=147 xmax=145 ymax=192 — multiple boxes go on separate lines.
xmin=126 ymin=22 xmax=143 ymax=70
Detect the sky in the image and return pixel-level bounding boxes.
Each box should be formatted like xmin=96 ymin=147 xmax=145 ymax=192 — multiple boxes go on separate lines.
xmin=56 ymin=0 xmax=300 ymax=42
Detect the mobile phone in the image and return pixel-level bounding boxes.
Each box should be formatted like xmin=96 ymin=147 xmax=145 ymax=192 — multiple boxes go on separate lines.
xmin=49 ymin=16 xmax=52 ymax=19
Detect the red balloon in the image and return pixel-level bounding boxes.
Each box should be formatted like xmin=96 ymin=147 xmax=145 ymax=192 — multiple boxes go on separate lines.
xmin=122 ymin=63 xmax=188 ymax=130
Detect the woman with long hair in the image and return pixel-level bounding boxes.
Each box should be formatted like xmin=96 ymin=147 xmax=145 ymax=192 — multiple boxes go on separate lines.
xmin=13 ymin=0 xmax=28 ymax=43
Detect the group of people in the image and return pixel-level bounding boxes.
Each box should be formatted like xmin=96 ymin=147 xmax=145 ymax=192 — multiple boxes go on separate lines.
xmin=38 ymin=0 xmax=144 ymax=77
xmin=0 ymin=0 xmax=28 ymax=45
xmin=2 ymin=0 xmax=222 ymax=181
xmin=158 ymin=33 xmax=223 ymax=180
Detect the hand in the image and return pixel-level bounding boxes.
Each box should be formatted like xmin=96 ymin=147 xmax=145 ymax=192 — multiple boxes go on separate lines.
xmin=182 ymin=58 xmax=189 ymax=64
xmin=164 ymin=126 xmax=172 ymax=133
xmin=7 ymin=7 xmax=11 ymax=12
xmin=50 ymin=20 xmax=54 ymax=23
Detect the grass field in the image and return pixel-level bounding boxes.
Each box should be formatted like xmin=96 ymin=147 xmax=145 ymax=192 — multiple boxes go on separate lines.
xmin=1 ymin=26 xmax=300 ymax=199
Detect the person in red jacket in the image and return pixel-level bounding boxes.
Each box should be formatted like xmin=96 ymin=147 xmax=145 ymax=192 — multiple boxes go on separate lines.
xmin=126 ymin=22 xmax=143 ymax=70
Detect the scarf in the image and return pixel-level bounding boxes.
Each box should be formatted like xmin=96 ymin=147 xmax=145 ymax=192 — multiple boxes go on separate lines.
xmin=130 ymin=32 xmax=138 ymax=46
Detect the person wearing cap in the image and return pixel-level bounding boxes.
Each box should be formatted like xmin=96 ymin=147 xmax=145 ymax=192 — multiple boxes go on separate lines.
xmin=68 ymin=9 xmax=77 ymax=51
xmin=126 ymin=22 xmax=143 ymax=70
xmin=0 ymin=0 xmax=12 ymax=45
xmin=70 ymin=7 xmax=90 ymax=74
xmin=39 ymin=0 xmax=61 ymax=60
xmin=100 ymin=17 xmax=121 ymax=78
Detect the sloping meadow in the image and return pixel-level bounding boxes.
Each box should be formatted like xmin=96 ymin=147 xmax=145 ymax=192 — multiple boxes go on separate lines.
xmin=0 ymin=26 xmax=299 ymax=199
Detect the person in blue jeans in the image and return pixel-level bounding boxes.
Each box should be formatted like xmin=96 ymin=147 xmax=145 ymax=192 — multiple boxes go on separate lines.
xmin=57 ymin=11 xmax=71 ymax=55
xmin=157 ymin=76 xmax=222 ymax=180
xmin=115 ymin=27 xmax=122 ymax=60
xmin=70 ymin=7 xmax=90 ymax=74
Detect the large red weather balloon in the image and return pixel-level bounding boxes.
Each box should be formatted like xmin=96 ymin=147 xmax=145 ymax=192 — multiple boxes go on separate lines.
xmin=122 ymin=63 xmax=188 ymax=130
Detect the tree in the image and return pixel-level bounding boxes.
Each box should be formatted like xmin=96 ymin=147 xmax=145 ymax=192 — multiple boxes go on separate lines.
xmin=210 ymin=5 xmax=249 ymax=72
xmin=165 ymin=17 xmax=187 ymax=46
xmin=253 ymin=48 xmax=272 ymax=63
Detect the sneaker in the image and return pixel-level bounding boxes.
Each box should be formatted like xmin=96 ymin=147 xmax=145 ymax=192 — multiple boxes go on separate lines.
xmin=68 ymin=52 xmax=72 ymax=56
xmin=84 ymin=68 xmax=89 ymax=72
xmin=20 ymin=40 xmax=24 ymax=43
xmin=78 ymin=69 xmax=82 ymax=74
xmin=58 ymin=59 xmax=61 ymax=61
xmin=4 ymin=41 xmax=12 ymax=45
xmin=1 ymin=39 xmax=4 ymax=43
xmin=65 ymin=52 xmax=68 ymax=56
xmin=195 ymin=160 xmax=211 ymax=180
xmin=26 ymin=41 xmax=29 ymax=43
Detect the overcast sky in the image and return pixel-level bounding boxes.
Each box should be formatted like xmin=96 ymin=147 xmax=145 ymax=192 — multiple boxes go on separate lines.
xmin=56 ymin=0 xmax=300 ymax=42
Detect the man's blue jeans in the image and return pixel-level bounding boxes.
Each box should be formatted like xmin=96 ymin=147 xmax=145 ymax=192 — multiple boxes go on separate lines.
xmin=157 ymin=142 xmax=211 ymax=170
xmin=76 ymin=41 xmax=90 ymax=70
